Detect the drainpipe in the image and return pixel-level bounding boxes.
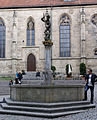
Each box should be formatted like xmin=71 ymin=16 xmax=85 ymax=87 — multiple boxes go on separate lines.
xmin=51 ymin=6 xmax=53 ymax=66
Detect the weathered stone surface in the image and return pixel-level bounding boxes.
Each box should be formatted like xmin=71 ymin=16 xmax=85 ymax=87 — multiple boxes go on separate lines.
xmin=0 ymin=6 xmax=97 ymax=75
xmin=10 ymin=84 xmax=84 ymax=103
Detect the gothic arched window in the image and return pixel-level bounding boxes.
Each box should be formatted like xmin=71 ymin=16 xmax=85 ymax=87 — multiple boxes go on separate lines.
xmin=0 ymin=18 xmax=5 ymax=58
xmin=27 ymin=18 xmax=35 ymax=46
xmin=59 ymin=15 xmax=71 ymax=57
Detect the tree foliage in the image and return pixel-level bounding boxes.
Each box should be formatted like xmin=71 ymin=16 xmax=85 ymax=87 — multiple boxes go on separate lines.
xmin=80 ymin=63 xmax=86 ymax=75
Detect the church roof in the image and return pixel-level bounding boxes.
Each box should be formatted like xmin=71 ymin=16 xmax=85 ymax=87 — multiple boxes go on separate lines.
xmin=0 ymin=0 xmax=97 ymax=9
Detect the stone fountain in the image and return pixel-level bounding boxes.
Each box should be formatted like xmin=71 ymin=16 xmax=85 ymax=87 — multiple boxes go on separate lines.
xmin=10 ymin=10 xmax=84 ymax=103
xmin=0 ymin=10 xmax=95 ymax=118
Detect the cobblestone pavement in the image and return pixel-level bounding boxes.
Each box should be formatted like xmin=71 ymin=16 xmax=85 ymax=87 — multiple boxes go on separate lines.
xmin=0 ymin=85 xmax=97 ymax=120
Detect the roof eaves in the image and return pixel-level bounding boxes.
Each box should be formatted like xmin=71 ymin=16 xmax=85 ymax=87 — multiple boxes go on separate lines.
xmin=0 ymin=3 xmax=97 ymax=9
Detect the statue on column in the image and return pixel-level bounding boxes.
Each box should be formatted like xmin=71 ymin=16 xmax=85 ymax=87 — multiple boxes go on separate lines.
xmin=41 ymin=10 xmax=53 ymax=46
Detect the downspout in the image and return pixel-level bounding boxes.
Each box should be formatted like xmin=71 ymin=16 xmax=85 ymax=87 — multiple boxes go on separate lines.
xmin=51 ymin=6 xmax=53 ymax=66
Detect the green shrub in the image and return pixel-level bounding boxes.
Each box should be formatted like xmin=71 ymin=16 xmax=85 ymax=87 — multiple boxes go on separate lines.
xmin=0 ymin=77 xmax=13 ymax=80
xmin=80 ymin=63 xmax=86 ymax=75
xmin=51 ymin=65 xmax=56 ymax=79
xmin=51 ymin=65 xmax=56 ymax=73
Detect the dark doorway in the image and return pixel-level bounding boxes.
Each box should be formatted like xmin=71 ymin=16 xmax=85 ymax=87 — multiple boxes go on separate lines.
xmin=27 ymin=54 xmax=36 ymax=71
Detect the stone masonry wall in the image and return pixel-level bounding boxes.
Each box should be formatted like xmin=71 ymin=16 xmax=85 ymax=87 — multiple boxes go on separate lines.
xmin=0 ymin=5 xmax=97 ymax=75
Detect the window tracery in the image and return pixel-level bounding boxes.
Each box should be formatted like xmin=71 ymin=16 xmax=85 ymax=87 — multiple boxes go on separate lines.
xmin=0 ymin=18 xmax=5 ymax=58
xmin=59 ymin=15 xmax=71 ymax=57
xmin=27 ymin=18 xmax=35 ymax=46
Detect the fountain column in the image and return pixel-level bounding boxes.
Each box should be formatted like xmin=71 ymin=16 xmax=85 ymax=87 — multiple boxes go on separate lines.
xmin=41 ymin=10 xmax=53 ymax=85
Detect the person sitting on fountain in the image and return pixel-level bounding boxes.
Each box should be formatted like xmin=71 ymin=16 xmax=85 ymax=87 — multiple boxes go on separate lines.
xmin=18 ymin=72 xmax=23 ymax=84
xmin=22 ymin=70 xmax=26 ymax=75
xmin=36 ymin=70 xmax=40 ymax=77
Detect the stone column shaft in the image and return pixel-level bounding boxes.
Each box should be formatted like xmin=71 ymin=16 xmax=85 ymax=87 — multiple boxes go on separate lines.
xmin=45 ymin=46 xmax=51 ymax=70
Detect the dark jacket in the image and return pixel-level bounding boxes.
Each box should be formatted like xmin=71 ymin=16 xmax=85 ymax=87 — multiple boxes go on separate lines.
xmin=36 ymin=72 xmax=40 ymax=77
xmin=18 ymin=73 xmax=23 ymax=80
xmin=85 ymin=73 xmax=97 ymax=87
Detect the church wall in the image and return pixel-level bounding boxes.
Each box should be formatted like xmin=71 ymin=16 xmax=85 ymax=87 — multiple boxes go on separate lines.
xmin=85 ymin=7 xmax=97 ymax=58
xmin=0 ymin=5 xmax=97 ymax=75
xmin=16 ymin=9 xmax=46 ymax=72
xmin=52 ymin=6 xmax=97 ymax=74
xmin=0 ymin=10 xmax=13 ymax=75
xmin=84 ymin=6 xmax=97 ymax=73
xmin=52 ymin=7 xmax=81 ymax=74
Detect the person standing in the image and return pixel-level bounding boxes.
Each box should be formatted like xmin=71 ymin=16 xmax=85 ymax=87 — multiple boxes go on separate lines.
xmin=84 ymin=68 xmax=97 ymax=104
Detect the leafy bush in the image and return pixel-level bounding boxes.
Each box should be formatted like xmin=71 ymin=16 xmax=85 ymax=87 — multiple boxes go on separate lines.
xmin=0 ymin=77 xmax=13 ymax=80
xmin=80 ymin=63 xmax=86 ymax=75
xmin=51 ymin=65 xmax=56 ymax=73
xmin=51 ymin=65 xmax=56 ymax=79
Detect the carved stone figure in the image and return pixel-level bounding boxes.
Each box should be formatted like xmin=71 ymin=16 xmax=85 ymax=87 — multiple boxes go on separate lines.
xmin=41 ymin=10 xmax=51 ymax=41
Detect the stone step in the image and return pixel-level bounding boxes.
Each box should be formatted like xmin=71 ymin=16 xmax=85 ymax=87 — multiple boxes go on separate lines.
xmin=5 ymin=98 xmax=91 ymax=108
xmin=23 ymin=72 xmax=42 ymax=76
xmin=0 ymin=98 xmax=95 ymax=118
xmin=0 ymin=108 xmax=86 ymax=118
xmin=22 ymin=72 xmax=43 ymax=80
xmin=1 ymin=102 xmax=95 ymax=113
